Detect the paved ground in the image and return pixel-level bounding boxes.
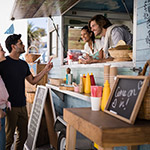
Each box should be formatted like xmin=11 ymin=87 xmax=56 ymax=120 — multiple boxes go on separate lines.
xmin=10 ymin=134 xmax=94 ymax=150
xmin=11 ymin=133 xmax=52 ymax=150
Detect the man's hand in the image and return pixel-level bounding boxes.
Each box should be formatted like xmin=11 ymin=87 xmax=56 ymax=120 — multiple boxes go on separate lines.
xmin=44 ymin=57 xmax=53 ymax=73
xmin=79 ymin=56 xmax=93 ymax=64
xmin=26 ymin=57 xmax=53 ymax=85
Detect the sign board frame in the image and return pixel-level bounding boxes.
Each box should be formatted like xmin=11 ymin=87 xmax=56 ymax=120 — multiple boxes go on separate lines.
xmin=24 ymin=85 xmax=48 ymax=150
xmin=104 ymin=75 xmax=149 ymax=124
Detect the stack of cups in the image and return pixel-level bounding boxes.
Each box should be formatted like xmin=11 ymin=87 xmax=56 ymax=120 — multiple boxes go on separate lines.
xmin=90 ymin=86 xmax=103 ymax=111
xmin=104 ymin=64 xmax=110 ymax=83
xmin=109 ymin=66 xmax=117 ymax=90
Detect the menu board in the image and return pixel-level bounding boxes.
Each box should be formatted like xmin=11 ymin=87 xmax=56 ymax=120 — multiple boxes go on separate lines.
xmin=104 ymin=75 xmax=149 ymax=124
xmin=24 ymin=85 xmax=48 ymax=150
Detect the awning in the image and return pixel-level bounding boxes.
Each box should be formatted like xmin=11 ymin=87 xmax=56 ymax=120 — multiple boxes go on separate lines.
xmin=10 ymin=0 xmax=80 ymax=20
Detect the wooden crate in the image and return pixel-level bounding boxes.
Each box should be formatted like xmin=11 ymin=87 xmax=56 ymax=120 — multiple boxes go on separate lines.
xmin=25 ymin=63 xmax=48 ymax=104
xmin=25 ymin=63 xmax=47 ymax=91
xmin=36 ymin=64 xmax=48 ymax=86
xmin=49 ymin=78 xmax=64 ymax=86
xmin=26 ymin=91 xmax=35 ymax=103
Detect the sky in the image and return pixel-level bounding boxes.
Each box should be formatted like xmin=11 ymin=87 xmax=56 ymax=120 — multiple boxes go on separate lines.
xmin=0 ymin=0 xmax=47 ymax=31
xmin=0 ymin=0 xmax=14 ymax=19
xmin=0 ymin=1 xmax=48 ymax=51
xmin=0 ymin=0 xmax=15 ymax=33
xmin=0 ymin=0 xmax=15 ymax=48
xmin=0 ymin=0 xmax=47 ymax=35
xmin=28 ymin=17 xmax=48 ymax=34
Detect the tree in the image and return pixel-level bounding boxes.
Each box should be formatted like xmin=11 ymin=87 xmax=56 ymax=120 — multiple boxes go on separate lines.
xmin=27 ymin=22 xmax=47 ymax=47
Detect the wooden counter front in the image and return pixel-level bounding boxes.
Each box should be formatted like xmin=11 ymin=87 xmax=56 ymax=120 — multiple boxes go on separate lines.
xmin=64 ymin=107 xmax=150 ymax=150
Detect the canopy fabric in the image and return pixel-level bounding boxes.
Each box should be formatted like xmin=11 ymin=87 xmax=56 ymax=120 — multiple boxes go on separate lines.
xmin=11 ymin=0 xmax=80 ymax=20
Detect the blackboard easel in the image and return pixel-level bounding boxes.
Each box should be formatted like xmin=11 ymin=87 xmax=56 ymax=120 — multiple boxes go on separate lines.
xmin=104 ymin=75 xmax=149 ymax=124
xmin=24 ymin=85 xmax=48 ymax=150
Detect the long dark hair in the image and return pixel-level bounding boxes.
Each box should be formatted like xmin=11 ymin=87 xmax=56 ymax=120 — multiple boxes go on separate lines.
xmin=89 ymin=15 xmax=112 ymax=30
xmin=81 ymin=25 xmax=95 ymax=44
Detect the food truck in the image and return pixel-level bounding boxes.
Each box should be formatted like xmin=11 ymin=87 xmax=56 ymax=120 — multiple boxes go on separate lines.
xmin=10 ymin=0 xmax=150 ymax=150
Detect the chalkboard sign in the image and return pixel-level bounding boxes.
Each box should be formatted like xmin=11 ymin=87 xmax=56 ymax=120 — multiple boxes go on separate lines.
xmin=104 ymin=75 xmax=149 ymax=124
xmin=24 ymin=85 xmax=48 ymax=150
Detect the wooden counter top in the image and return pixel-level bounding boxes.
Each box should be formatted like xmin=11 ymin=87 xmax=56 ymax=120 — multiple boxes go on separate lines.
xmin=64 ymin=107 xmax=150 ymax=149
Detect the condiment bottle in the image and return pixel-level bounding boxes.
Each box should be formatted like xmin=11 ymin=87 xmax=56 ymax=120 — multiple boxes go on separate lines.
xmin=90 ymin=73 xmax=96 ymax=86
xmin=101 ymin=80 xmax=111 ymax=111
xmin=66 ymin=68 xmax=72 ymax=84
xmin=79 ymin=74 xmax=83 ymax=93
xmin=68 ymin=74 xmax=73 ymax=85
xmin=83 ymin=74 xmax=86 ymax=93
xmin=84 ymin=73 xmax=91 ymax=94
xmin=68 ymin=54 xmax=73 ymax=65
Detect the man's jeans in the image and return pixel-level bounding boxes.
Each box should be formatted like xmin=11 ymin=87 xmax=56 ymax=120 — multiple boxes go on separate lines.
xmin=0 ymin=115 xmax=6 ymax=150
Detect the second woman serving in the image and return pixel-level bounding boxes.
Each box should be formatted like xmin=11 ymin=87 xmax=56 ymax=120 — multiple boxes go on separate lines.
xmin=79 ymin=25 xmax=103 ymax=64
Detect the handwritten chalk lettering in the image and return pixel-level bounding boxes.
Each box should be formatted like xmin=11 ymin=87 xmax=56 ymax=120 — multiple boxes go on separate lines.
xmin=29 ymin=124 xmax=35 ymax=137
xmin=115 ymin=86 xmax=139 ymax=98
xmin=127 ymin=89 xmax=137 ymax=97
xmin=111 ymin=97 xmax=130 ymax=110
xmin=118 ymin=98 xmax=130 ymax=110
xmin=112 ymin=98 xmax=117 ymax=108
xmin=37 ymin=88 xmax=45 ymax=100
xmin=119 ymin=100 xmax=125 ymax=109
xmin=126 ymin=98 xmax=130 ymax=105
xmin=115 ymin=86 xmax=126 ymax=97
xmin=105 ymin=76 xmax=148 ymax=124
xmin=25 ymin=86 xmax=48 ymax=150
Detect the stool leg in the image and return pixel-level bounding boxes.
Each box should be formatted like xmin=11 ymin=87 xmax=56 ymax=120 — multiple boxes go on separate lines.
xmin=127 ymin=146 xmax=138 ymax=150
xmin=66 ymin=124 xmax=76 ymax=150
xmin=98 ymin=145 xmax=113 ymax=150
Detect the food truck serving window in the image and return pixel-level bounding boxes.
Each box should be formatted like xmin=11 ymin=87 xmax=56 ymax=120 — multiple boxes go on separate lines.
xmin=10 ymin=0 xmax=135 ymax=67
xmin=62 ymin=0 xmax=134 ymax=67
